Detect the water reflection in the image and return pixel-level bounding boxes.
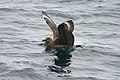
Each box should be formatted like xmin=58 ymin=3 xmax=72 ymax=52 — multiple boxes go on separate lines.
xmin=48 ymin=46 xmax=74 ymax=73
xmin=55 ymin=47 xmax=73 ymax=67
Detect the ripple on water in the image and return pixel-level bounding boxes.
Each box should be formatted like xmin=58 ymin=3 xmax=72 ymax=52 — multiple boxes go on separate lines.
xmin=0 ymin=0 xmax=120 ymax=80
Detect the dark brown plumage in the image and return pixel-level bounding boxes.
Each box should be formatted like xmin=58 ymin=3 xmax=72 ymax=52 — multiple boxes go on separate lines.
xmin=42 ymin=11 xmax=74 ymax=51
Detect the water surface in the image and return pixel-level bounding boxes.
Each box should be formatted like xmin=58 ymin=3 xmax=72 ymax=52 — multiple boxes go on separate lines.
xmin=0 ymin=0 xmax=120 ymax=80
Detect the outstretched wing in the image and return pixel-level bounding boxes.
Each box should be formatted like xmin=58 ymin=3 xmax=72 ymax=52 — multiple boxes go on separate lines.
xmin=42 ymin=11 xmax=59 ymax=39
xmin=55 ymin=21 xmax=74 ymax=46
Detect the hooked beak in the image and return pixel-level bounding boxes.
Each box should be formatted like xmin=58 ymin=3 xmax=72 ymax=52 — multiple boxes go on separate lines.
xmin=42 ymin=39 xmax=46 ymax=42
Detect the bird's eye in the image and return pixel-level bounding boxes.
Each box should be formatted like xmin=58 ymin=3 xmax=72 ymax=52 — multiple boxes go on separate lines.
xmin=46 ymin=38 xmax=51 ymax=40
xmin=46 ymin=38 xmax=49 ymax=40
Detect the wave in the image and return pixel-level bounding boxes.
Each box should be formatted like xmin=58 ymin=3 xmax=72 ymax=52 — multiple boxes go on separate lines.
xmin=0 ymin=7 xmax=29 ymax=12
xmin=46 ymin=10 xmax=75 ymax=19
xmin=85 ymin=32 xmax=120 ymax=39
xmin=0 ymin=0 xmax=120 ymax=80
xmin=66 ymin=77 xmax=104 ymax=80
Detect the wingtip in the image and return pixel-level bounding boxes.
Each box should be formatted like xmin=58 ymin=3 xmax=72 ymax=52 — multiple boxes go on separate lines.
xmin=67 ymin=20 xmax=74 ymax=24
xmin=42 ymin=10 xmax=45 ymax=15
xmin=42 ymin=10 xmax=45 ymax=13
xmin=75 ymin=45 xmax=83 ymax=48
xmin=42 ymin=11 xmax=49 ymax=18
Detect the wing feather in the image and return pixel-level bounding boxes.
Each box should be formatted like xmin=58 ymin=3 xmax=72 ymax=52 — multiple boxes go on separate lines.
xmin=64 ymin=20 xmax=74 ymax=32
xmin=42 ymin=11 xmax=59 ymax=39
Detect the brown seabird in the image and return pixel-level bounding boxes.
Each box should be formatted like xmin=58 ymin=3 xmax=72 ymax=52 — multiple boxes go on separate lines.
xmin=42 ymin=11 xmax=74 ymax=51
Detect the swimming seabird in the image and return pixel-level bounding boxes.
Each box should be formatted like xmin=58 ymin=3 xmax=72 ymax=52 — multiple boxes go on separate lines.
xmin=42 ymin=11 xmax=74 ymax=51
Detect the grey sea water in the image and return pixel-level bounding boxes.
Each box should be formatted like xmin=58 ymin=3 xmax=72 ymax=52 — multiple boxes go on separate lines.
xmin=0 ymin=0 xmax=120 ymax=80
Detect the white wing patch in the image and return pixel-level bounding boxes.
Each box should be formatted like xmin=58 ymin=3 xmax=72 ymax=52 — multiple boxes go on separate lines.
xmin=64 ymin=20 xmax=74 ymax=32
